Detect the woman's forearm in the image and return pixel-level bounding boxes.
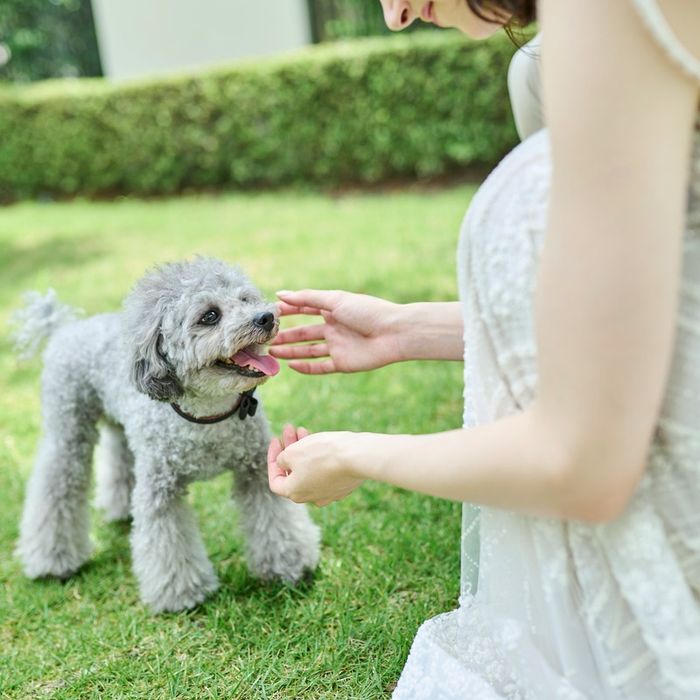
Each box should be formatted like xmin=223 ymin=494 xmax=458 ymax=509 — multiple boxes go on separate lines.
xmin=348 ymin=406 xmax=623 ymax=522
xmin=393 ymin=302 xmax=464 ymax=362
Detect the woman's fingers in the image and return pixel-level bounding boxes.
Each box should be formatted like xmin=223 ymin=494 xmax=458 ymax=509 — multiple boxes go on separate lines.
xmin=276 ymin=301 xmax=323 ymax=317
xmin=277 ymin=290 xmax=342 ymax=314
xmin=267 ymin=438 xmax=289 ymax=495
xmin=270 ymin=324 xmax=325 ymax=346
xmin=282 ymin=423 xmax=299 ymax=449
xmin=269 ymin=342 xmax=329 ymax=360
xmin=288 ymin=358 xmax=337 ymax=375
xmin=281 ymin=423 xmax=312 ymax=447
xmin=269 ymin=425 xmax=313 ymax=496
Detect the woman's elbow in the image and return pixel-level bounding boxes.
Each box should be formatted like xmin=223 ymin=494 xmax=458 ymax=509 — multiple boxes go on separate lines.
xmin=552 ymin=448 xmax=647 ymax=524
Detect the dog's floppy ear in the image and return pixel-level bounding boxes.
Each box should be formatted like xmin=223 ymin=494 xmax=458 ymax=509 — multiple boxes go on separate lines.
xmin=123 ymin=271 xmax=184 ymax=403
xmin=130 ymin=332 xmax=184 ymax=402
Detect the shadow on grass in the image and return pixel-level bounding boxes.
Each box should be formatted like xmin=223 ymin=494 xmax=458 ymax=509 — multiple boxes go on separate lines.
xmin=39 ymin=518 xmax=318 ymax=617
xmin=20 ymin=520 xmax=133 ymax=581
xmin=8 ymin=520 xmax=138 ymax=608
xmin=164 ymin=561 xmax=321 ymax=631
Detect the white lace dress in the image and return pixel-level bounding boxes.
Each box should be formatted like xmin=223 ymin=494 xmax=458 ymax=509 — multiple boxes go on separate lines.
xmin=393 ymin=2 xmax=700 ymax=698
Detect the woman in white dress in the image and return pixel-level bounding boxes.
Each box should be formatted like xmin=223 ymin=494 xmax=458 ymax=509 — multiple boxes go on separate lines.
xmin=267 ymin=1 xmax=700 ymax=697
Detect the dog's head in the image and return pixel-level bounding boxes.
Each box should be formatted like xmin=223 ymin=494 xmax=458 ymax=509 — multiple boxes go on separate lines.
xmin=122 ymin=257 xmax=280 ymax=402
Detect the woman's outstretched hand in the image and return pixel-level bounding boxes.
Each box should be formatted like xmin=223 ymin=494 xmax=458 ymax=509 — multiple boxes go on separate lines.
xmin=269 ymin=290 xmax=403 ymax=374
xmin=267 ymin=424 xmax=366 ymax=506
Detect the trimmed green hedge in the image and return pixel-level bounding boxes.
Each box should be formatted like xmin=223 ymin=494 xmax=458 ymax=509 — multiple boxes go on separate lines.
xmin=0 ymin=31 xmax=519 ymax=200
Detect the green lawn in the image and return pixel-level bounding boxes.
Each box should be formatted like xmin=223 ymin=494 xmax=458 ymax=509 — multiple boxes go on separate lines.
xmin=0 ymin=184 xmax=475 ymax=699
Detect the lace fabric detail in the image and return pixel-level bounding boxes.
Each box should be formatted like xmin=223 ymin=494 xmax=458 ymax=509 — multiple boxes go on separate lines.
xmin=394 ymin=122 xmax=700 ymax=699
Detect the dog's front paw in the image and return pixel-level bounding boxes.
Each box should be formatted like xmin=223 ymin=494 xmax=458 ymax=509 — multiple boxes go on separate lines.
xmin=246 ymin=507 xmax=321 ymax=584
xmin=138 ymin=564 xmax=220 ymax=613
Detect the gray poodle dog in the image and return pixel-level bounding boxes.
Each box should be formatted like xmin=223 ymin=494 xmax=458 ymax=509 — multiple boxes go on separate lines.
xmin=12 ymin=257 xmax=320 ymax=612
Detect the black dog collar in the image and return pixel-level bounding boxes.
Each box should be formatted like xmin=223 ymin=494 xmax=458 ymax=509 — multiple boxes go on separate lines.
xmin=171 ymin=390 xmax=258 ymax=425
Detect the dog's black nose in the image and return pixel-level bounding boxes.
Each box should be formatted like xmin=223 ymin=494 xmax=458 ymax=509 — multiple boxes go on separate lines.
xmin=253 ymin=312 xmax=275 ymax=332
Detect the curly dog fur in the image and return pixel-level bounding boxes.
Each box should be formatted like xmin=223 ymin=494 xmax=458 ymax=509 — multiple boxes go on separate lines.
xmin=13 ymin=258 xmax=320 ymax=612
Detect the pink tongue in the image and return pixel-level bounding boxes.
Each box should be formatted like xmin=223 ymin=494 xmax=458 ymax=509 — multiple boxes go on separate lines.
xmin=230 ymin=349 xmax=280 ymax=376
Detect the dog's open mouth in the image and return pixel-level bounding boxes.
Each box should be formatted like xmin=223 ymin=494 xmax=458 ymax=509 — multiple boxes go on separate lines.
xmin=215 ymin=345 xmax=280 ymax=378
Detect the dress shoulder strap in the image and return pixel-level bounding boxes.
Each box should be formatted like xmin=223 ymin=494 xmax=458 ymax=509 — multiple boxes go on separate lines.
xmin=631 ymin=0 xmax=700 ymax=82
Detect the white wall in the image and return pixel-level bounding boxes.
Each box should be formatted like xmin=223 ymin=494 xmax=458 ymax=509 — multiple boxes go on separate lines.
xmin=91 ymin=0 xmax=312 ymax=81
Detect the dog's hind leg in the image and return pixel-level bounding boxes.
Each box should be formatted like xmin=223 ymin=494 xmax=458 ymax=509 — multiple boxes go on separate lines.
xmin=129 ymin=462 xmax=219 ymax=613
xmin=233 ymin=449 xmax=321 ymax=584
xmin=16 ymin=376 xmax=101 ymax=580
xmin=94 ymin=423 xmax=134 ymax=522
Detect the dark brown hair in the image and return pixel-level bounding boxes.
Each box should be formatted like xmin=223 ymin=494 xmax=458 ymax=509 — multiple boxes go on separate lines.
xmin=466 ymin=0 xmax=537 ymax=30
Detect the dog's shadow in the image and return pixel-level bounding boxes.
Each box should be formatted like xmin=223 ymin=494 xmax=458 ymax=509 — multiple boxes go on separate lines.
xmin=213 ymin=558 xmax=317 ymax=604
xmin=163 ymin=557 xmax=320 ymax=631
xmin=17 ymin=520 xmax=137 ymax=608
xmin=64 ymin=519 xmax=134 ymax=586
xmin=83 ymin=517 xmax=319 ymax=619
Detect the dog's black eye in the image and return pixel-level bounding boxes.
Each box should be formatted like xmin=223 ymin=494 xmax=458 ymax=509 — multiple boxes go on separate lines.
xmin=240 ymin=295 xmax=250 ymax=304
xmin=199 ymin=308 xmax=221 ymax=326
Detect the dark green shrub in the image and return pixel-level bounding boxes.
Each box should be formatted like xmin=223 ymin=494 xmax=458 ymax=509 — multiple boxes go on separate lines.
xmin=0 ymin=0 xmax=102 ymax=82
xmin=0 ymin=31 xmax=519 ymax=201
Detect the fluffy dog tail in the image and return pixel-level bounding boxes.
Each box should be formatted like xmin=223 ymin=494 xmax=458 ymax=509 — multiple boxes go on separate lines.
xmin=10 ymin=289 xmax=81 ymax=361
